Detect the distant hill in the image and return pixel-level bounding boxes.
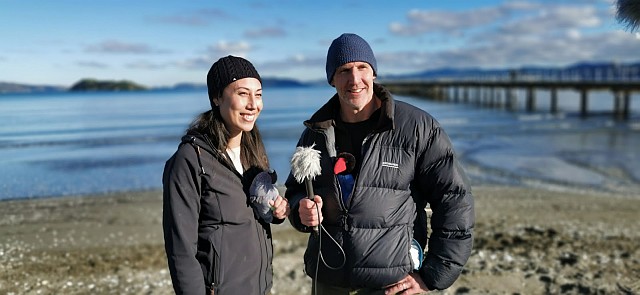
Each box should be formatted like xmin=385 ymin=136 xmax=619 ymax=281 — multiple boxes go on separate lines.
xmin=261 ymin=77 xmax=310 ymax=88
xmin=382 ymin=61 xmax=640 ymax=81
xmin=0 ymin=82 xmax=65 ymax=94
xmin=155 ymin=77 xmax=312 ymax=91
xmin=69 ymin=79 xmax=147 ymax=92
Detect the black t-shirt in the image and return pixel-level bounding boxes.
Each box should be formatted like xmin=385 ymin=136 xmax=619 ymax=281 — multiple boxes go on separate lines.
xmin=334 ymin=108 xmax=381 ymax=175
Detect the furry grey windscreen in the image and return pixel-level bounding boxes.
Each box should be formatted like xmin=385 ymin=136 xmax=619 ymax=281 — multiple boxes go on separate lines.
xmin=290 ymin=144 xmax=322 ymax=183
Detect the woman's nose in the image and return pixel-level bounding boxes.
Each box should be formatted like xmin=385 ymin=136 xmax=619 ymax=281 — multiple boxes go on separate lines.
xmin=246 ymin=95 xmax=257 ymax=109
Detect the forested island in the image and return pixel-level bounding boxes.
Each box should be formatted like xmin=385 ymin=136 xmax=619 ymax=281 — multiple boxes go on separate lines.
xmin=68 ymin=79 xmax=147 ymax=91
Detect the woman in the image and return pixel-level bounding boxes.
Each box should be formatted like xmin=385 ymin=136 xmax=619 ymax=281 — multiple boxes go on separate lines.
xmin=162 ymin=55 xmax=289 ymax=295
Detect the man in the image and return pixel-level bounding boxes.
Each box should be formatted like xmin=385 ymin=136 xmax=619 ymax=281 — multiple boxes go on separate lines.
xmin=285 ymin=33 xmax=474 ymax=294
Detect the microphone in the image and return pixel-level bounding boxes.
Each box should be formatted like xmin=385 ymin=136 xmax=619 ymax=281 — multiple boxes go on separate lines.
xmin=290 ymin=144 xmax=322 ymax=233
xmin=334 ymin=152 xmax=355 ymax=174
xmin=334 ymin=152 xmax=356 ymax=204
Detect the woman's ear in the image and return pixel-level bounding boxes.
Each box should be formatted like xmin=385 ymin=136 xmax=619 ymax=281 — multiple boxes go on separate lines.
xmin=212 ymin=98 xmax=220 ymax=107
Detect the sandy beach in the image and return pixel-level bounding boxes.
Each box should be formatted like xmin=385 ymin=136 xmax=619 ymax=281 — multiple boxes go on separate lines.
xmin=1 ymin=186 xmax=638 ymax=295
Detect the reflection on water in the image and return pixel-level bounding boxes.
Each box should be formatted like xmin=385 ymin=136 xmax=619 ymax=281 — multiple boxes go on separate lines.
xmin=0 ymin=88 xmax=638 ymax=200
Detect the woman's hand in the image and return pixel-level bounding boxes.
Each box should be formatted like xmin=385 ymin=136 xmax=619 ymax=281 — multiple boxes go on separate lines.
xmin=269 ymin=195 xmax=290 ymax=220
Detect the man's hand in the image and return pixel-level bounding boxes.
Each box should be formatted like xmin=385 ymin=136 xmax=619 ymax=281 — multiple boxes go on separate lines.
xmin=384 ymin=273 xmax=429 ymax=295
xmin=298 ymin=195 xmax=323 ymax=227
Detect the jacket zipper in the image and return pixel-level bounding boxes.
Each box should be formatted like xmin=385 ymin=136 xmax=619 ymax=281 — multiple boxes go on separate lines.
xmin=256 ymin=221 xmax=268 ymax=293
xmin=210 ymin=166 xmax=225 ymax=292
xmin=209 ymin=236 xmax=221 ymax=291
xmin=346 ymin=133 xmax=371 ymax=209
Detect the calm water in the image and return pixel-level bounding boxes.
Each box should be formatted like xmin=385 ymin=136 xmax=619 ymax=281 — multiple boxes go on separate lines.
xmin=1 ymin=87 xmax=639 ymax=200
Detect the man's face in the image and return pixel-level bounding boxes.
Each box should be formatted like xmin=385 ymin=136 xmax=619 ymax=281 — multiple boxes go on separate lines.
xmin=332 ymin=61 xmax=376 ymax=115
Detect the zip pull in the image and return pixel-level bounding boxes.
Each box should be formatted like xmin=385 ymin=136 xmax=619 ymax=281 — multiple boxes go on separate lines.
xmin=342 ymin=214 xmax=349 ymax=232
xmin=196 ymin=145 xmax=206 ymax=175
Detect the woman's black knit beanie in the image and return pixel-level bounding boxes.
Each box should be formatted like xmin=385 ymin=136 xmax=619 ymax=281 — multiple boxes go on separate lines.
xmin=207 ymin=55 xmax=261 ymax=109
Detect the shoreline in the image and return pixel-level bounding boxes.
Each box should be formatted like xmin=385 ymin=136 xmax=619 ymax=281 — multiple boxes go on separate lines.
xmin=1 ymin=186 xmax=638 ymax=294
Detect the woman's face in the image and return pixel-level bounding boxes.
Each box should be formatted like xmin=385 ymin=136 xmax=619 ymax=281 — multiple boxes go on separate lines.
xmin=217 ymin=77 xmax=262 ymax=144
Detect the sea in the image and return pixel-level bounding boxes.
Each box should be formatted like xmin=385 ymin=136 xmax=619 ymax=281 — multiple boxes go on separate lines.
xmin=1 ymin=86 xmax=639 ymax=201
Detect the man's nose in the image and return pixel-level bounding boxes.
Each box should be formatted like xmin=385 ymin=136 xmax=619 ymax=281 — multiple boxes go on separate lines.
xmin=347 ymin=68 xmax=360 ymax=82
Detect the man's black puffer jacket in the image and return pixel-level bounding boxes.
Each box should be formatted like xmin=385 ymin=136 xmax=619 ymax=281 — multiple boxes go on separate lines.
xmin=285 ymin=83 xmax=474 ymax=290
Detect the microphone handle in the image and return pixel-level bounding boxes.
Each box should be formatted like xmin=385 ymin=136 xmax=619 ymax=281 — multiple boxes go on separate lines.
xmin=304 ymin=178 xmax=319 ymax=234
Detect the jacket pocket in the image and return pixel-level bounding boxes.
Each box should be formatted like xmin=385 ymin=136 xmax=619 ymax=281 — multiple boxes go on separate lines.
xmin=197 ymin=228 xmax=221 ymax=290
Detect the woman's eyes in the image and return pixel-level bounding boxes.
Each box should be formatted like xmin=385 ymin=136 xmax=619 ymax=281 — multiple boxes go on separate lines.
xmin=237 ymin=91 xmax=262 ymax=98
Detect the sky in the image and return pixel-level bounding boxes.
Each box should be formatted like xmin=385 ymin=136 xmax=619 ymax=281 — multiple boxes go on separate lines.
xmin=1 ymin=0 xmax=638 ymax=88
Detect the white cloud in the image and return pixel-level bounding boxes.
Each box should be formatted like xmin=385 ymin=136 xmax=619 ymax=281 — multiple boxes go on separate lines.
xmin=125 ymin=61 xmax=167 ymax=70
xmin=208 ymin=40 xmax=253 ymax=57
xmin=174 ymin=56 xmax=212 ymax=70
xmin=389 ymin=8 xmax=502 ymax=36
xmin=245 ymin=27 xmax=287 ymax=38
xmin=388 ymin=2 xmax=541 ymax=36
xmin=76 ymin=61 xmax=109 ymax=68
xmin=499 ymin=5 xmax=602 ymax=36
xmin=149 ymin=8 xmax=230 ymax=27
xmin=171 ymin=41 xmax=256 ymax=72
xmin=256 ymin=54 xmax=325 ymax=80
xmin=566 ymin=29 xmax=582 ymax=39
xmin=291 ymin=54 xmax=306 ymax=62
xmin=85 ymin=40 xmax=155 ymax=54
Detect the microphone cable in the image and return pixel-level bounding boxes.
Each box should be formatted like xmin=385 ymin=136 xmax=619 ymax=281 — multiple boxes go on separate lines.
xmin=311 ymin=152 xmax=355 ymax=294
xmin=311 ymin=200 xmax=346 ymax=295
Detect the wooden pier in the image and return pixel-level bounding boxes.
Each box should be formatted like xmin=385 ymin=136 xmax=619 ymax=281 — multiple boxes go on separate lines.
xmin=381 ymin=80 xmax=640 ymax=120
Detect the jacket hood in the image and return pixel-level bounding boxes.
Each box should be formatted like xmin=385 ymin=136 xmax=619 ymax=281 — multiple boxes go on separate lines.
xmin=181 ymin=130 xmax=239 ymax=177
xmin=182 ymin=131 xmax=218 ymax=155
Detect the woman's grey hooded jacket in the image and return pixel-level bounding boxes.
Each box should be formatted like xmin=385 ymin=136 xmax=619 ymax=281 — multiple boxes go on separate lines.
xmin=163 ymin=131 xmax=281 ymax=295
xmin=285 ymin=83 xmax=474 ymax=291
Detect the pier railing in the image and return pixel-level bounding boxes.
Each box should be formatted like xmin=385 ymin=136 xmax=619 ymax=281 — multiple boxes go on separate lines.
xmin=381 ymin=79 xmax=640 ymax=120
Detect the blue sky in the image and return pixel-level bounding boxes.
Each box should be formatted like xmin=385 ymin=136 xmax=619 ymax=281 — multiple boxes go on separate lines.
xmin=1 ymin=0 xmax=638 ymax=87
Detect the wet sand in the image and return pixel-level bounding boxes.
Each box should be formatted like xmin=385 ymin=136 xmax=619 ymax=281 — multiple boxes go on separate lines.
xmin=0 ymin=186 xmax=638 ymax=294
